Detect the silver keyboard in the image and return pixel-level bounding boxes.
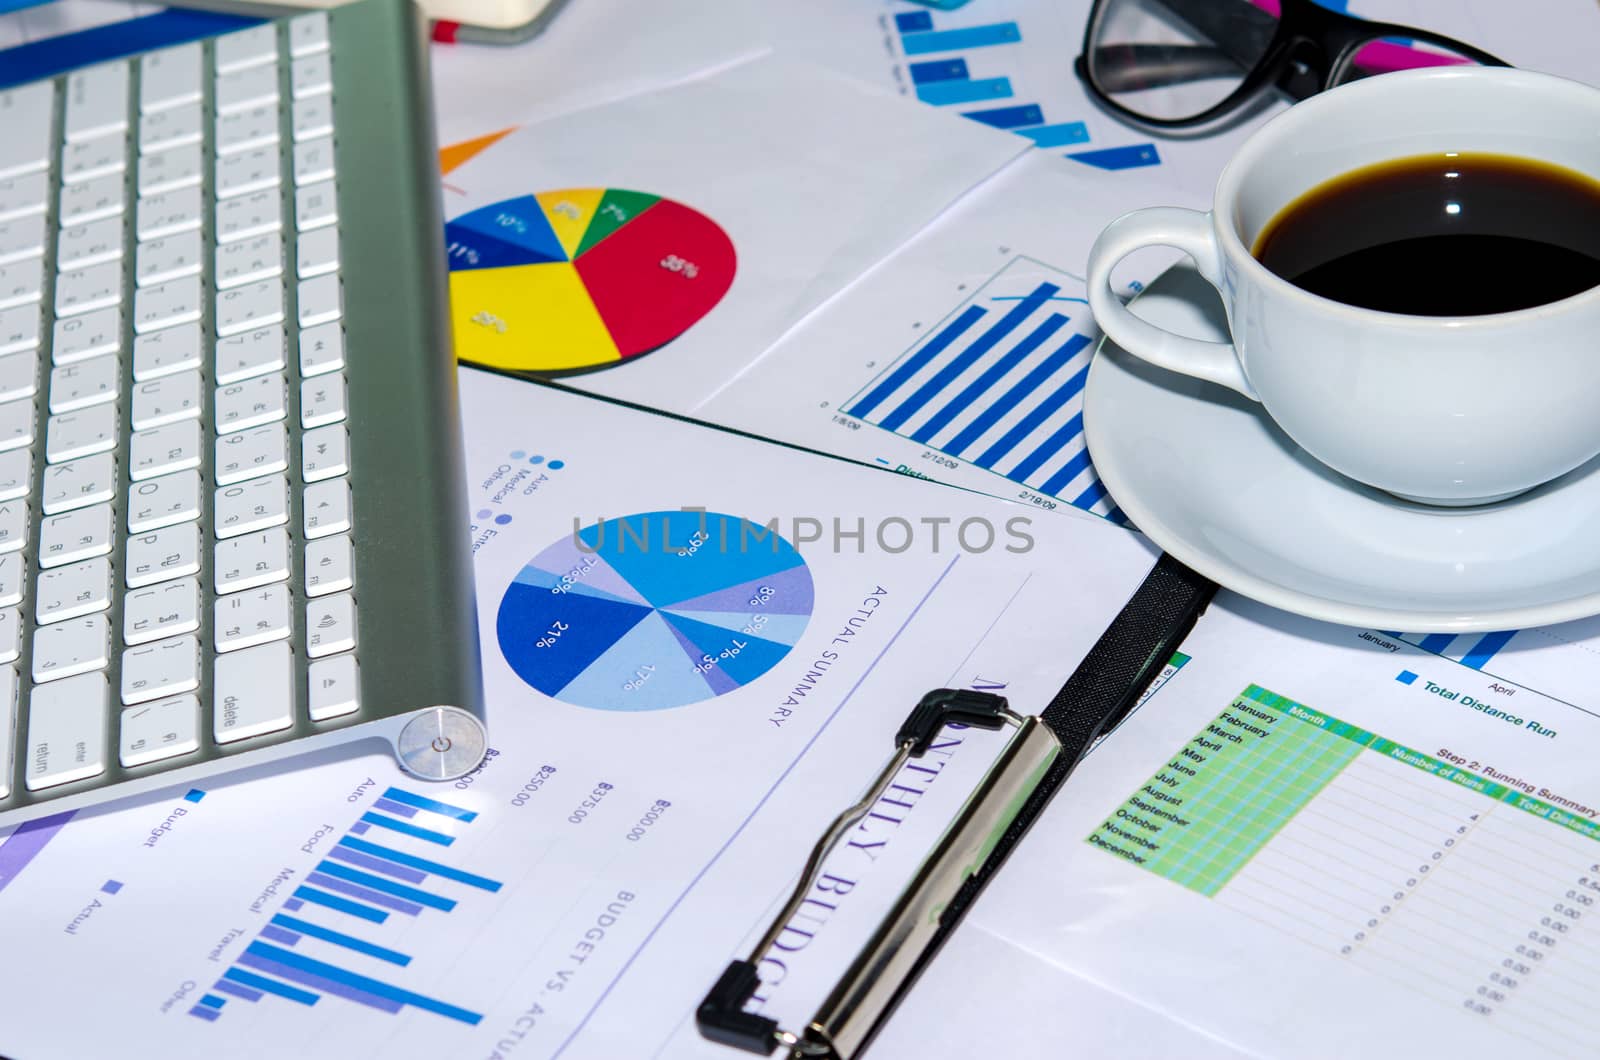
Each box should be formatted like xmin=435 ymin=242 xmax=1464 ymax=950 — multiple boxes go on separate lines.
xmin=0 ymin=14 xmax=367 ymax=797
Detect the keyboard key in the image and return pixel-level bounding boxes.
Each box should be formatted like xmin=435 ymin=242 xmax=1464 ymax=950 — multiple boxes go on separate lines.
xmin=123 ymin=576 xmax=198 ymax=644
xmin=121 ymin=639 xmax=201 ymax=706
xmin=292 ymin=138 xmax=335 ymax=193
xmin=291 ymin=52 xmax=332 ymax=100
xmin=132 ymin=370 xmax=203 ymax=429
xmin=0 ymin=83 xmax=54 ymax=180
xmin=42 ymin=451 xmax=116 ymax=513
xmin=53 ymin=306 xmax=120 ymax=364
xmin=305 ymin=533 xmax=352 ymax=597
xmin=309 ymin=653 xmax=359 ymax=721
xmin=289 ymin=12 xmax=330 ymax=57
xmin=48 ymin=354 xmax=119 ymax=412
xmin=216 ymin=423 xmax=288 ymax=485
xmin=216 ymin=279 xmax=284 ymax=336
xmin=0 ymin=450 xmax=29 ymax=502
xmin=138 ymin=142 xmax=203 ymax=196
xmin=215 ymin=584 xmax=291 ymax=652
xmin=64 ymin=62 xmax=129 ymax=143
xmin=214 ymin=25 xmax=278 ymax=73
xmin=128 ymin=468 xmax=201 ymax=532
xmin=57 ymin=216 xmax=125 ymax=270
xmin=0 ymin=215 xmax=45 ymax=266
xmin=0 ymin=399 xmax=33 ymax=452
xmin=301 ymin=372 xmax=346 ymax=429
xmin=292 ymin=95 xmax=333 ymax=142
xmin=125 ymin=523 xmax=200 ymax=588
xmin=217 ymin=373 xmax=287 ymax=432
xmin=216 ymin=324 xmax=287 ymax=384
xmin=120 ymin=692 xmax=201 ymax=765
xmin=295 ymin=181 xmax=338 ymax=231
xmin=0 ymin=607 xmax=17 ymax=662
xmin=54 ymin=260 xmax=122 ymax=317
xmin=24 ymin=671 xmax=108 ymax=790
xmin=216 ymin=61 xmax=279 ymax=115
xmin=217 ymin=145 xmax=281 ymax=200
xmin=0 ymin=553 xmax=20 ymax=606
xmin=296 ymin=226 xmax=338 ymax=279
xmin=302 ymin=424 xmax=348 ymax=482
xmin=217 ymin=233 xmax=285 ymax=289
xmin=214 ymin=640 xmax=294 ymax=743
xmin=139 ymin=103 xmax=203 ymax=153
xmin=39 ymin=502 xmax=113 ymax=567
xmin=62 ymin=135 xmax=126 ymax=185
xmin=0 ymin=350 xmax=36 ymax=403
xmin=0 ymin=257 xmax=44 ymax=310
xmin=0 ymin=664 xmax=10 ymax=797
xmin=58 ymin=171 xmax=125 ymax=225
xmin=36 ymin=556 xmax=112 ymax=622
xmin=0 ymin=304 xmax=39 ymax=356
xmin=298 ymin=320 xmax=343 ymax=376
xmin=217 ymin=104 xmax=280 ymax=156
xmin=136 ymin=231 xmax=204 ymax=287
xmin=303 ymin=477 xmax=351 ymax=538
xmin=307 ymin=591 xmax=356 ymax=658
xmin=32 ymin=613 xmax=110 ymax=682
xmin=217 ymin=190 xmax=282 ymax=245
xmin=0 ymin=499 xmax=25 ymax=554
xmin=45 ymin=404 xmax=117 ymax=462
xmin=139 ymin=43 xmax=202 ymax=114
xmin=216 ymin=473 xmax=289 ymax=536
xmin=130 ymin=419 xmax=202 ymax=479
xmin=134 ymin=275 xmax=203 ymax=333
xmin=215 ymin=527 xmax=290 ymax=593
xmin=137 ymin=185 xmax=203 ymax=240
xmin=0 ymin=171 xmax=48 ymax=223
xmin=297 ymin=274 xmax=341 ymax=327
xmin=132 ymin=321 xmax=202 ymax=380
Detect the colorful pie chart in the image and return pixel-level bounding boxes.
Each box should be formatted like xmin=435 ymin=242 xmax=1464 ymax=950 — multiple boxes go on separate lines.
xmin=497 ymin=511 xmax=813 ymax=711
xmin=445 ymin=189 xmax=737 ymax=376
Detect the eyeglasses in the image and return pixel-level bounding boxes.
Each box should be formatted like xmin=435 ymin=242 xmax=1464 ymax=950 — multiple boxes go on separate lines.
xmin=1075 ymin=0 xmax=1509 ymax=129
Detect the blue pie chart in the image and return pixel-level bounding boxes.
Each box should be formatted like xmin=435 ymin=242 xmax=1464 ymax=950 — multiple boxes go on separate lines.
xmin=497 ymin=510 xmax=814 ymax=710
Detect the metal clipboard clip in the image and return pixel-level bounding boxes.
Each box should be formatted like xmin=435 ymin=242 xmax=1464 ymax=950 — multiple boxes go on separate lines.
xmin=696 ymin=689 xmax=1062 ymax=1059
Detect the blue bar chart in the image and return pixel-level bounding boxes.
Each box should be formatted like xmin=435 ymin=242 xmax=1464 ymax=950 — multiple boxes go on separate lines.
xmin=845 ymin=257 xmax=1122 ymax=522
xmin=888 ymin=4 xmax=1160 ymax=171
xmin=1394 ymin=630 xmax=1520 ymax=672
xmin=191 ymin=786 xmax=502 ymax=1026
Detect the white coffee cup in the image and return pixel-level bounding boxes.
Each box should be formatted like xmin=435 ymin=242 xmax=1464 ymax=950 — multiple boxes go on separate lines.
xmin=1085 ymin=66 xmax=1600 ymax=506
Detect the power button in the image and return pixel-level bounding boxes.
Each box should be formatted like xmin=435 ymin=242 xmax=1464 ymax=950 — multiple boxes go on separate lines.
xmin=396 ymin=706 xmax=487 ymax=780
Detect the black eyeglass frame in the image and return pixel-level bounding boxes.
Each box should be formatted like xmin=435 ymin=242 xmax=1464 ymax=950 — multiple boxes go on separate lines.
xmin=1074 ymin=0 xmax=1510 ymax=131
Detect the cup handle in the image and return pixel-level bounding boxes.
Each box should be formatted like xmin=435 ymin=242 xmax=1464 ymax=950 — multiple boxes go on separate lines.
xmin=1085 ymin=206 xmax=1257 ymax=400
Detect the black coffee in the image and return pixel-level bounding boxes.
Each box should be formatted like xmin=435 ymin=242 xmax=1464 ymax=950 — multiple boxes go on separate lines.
xmin=1252 ymin=153 xmax=1600 ymax=315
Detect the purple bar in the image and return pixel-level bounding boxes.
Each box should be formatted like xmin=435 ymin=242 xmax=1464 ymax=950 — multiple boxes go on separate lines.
xmin=237 ymin=951 xmax=404 ymax=1014
xmin=283 ymin=898 xmax=304 ymax=912
xmin=0 ymin=811 xmax=75 ymax=895
xmin=260 ymin=926 xmax=301 ymax=946
xmin=213 ymin=980 xmax=263 ymax=1003
xmin=349 ymin=821 xmax=371 ymax=835
xmin=306 ymin=872 xmax=423 ymax=916
xmin=188 ymin=1005 xmax=220 ymax=1021
xmin=371 ymin=798 xmax=417 ymax=819
xmin=326 ymin=845 xmax=428 ymax=884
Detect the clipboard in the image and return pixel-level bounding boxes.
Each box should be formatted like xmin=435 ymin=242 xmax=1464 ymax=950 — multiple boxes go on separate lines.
xmin=696 ymin=553 xmax=1217 ymax=1059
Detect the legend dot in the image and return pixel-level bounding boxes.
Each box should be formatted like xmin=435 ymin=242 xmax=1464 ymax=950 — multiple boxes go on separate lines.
xmin=477 ymin=509 xmax=492 ymax=520
xmin=510 ymin=450 xmax=526 ymax=460
xmin=495 ymin=514 xmax=513 ymax=526
xmin=548 ymin=460 xmax=564 ymax=470
xmin=528 ymin=455 xmax=545 ymax=465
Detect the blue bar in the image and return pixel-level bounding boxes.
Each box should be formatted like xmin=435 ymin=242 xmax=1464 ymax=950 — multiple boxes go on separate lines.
xmin=327 ymin=844 xmax=429 ymax=884
xmin=964 ymin=103 xmax=1044 ymax=129
xmin=1106 ymin=507 xmax=1128 ymax=525
xmin=1417 ymin=633 xmax=1457 ymax=655
xmin=916 ymin=77 xmax=1012 ymax=106
xmin=1460 ymin=631 xmax=1517 ymax=671
xmin=308 ymin=872 xmax=424 ymax=916
xmin=274 ymin=914 xmax=412 ymax=966
xmin=1012 ymin=412 xmax=1085 ymax=482
xmin=976 ymin=363 xmax=1090 ymax=470
xmin=901 ymin=22 xmax=1021 ymax=56
xmin=882 ymin=284 xmax=1060 ymax=432
xmin=911 ymin=313 xmax=1068 ymax=444
xmin=380 ymin=788 xmax=478 ymax=822
xmin=1069 ymin=143 xmax=1161 ymax=170
xmin=337 ymin=837 xmax=503 ymax=892
xmin=1019 ymin=122 xmax=1090 ymax=147
xmin=946 ymin=333 xmax=1091 ymax=456
xmin=260 ymin=925 xmax=301 ymax=946
xmin=199 ymin=994 xmax=226 ymax=1010
xmin=213 ymin=979 xmax=262 ymax=1003
xmin=908 ymin=58 xmax=968 ymax=84
xmin=895 ymin=10 xmax=933 ymax=32
xmin=188 ymin=1005 xmax=220 ymax=1021
xmin=360 ymin=812 xmax=454 ymax=845
xmin=245 ymin=942 xmax=483 ymax=1025
xmin=1072 ymin=479 xmax=1111 ymax=511
xmin=848 ymin=305 xmax=987 ymax=419
xmin=0 ymin=11 xmax=260 ymax=91
xmin=316 ymin=860 xmax=457 ymax=911
xmin=1039 ymin=443 xmax=1093 ymax=496
xmin=0 ymin=0 xmax=53 ymax=15
xmin=294 ymin=885 xmax=389 ymax=924
xmin=223 ymin=967 xmax=319 ymax=1006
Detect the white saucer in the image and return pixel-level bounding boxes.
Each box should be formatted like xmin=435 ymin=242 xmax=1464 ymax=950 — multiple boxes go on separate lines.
xmin=1083 ymin=263 xmax=1600 ymax=632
